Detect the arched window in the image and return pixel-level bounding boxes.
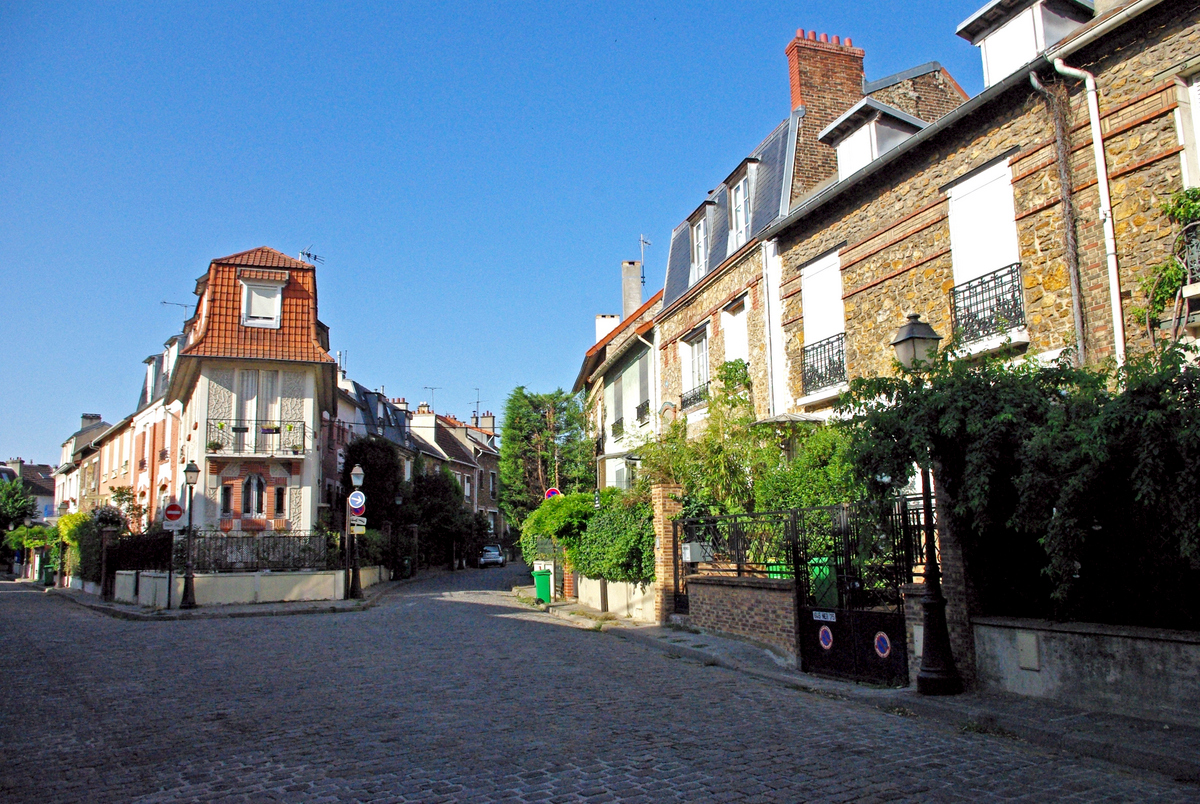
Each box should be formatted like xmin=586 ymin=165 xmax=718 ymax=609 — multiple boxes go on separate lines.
xmin=242 ymin=474 xmax=265 ymax=516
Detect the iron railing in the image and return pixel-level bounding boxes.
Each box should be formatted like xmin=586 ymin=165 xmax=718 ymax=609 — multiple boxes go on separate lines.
xmin=635 ymin=399 xmax=651 ymax=423
xmin=677 ymin=510 xmax=795 ymax=578
xmin=611 ymin=417 xmax=624 ymax=439
xmin=681 ymin=381 xmax=709 ymax=411
xmin=802 ymin=333 xmax=846 ymax=394
xmin=138 ymin=458 xmax=147 ymax=471
xmin=206 ymin=419 xmax=308 ymax=455
xmin=158 ymin=448 xmax=169 ymax=463
xmin=185 ymin=531 xmax=334 ymax=573
xmin=951 ymin=262 xmax=1025 ymax=343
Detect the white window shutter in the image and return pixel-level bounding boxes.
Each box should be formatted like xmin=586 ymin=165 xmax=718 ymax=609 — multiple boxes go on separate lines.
xmin=948 ymin=161 xmax=1020 ymax=285
xmin=801 ymin=252 xmax=845 ymax=344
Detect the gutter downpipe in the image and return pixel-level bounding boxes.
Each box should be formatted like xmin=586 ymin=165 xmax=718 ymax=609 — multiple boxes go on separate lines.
xmin=760 ymin=241 xmax=776 ymax=417
xmin=1053 ymin=58 xmax=1125 ymax=366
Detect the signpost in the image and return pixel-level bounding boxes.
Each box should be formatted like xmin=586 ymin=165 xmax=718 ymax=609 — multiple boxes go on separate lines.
xmin=163 ymin=502 xmax=185 ymax=531
xmin=345 ymin=479 xmax=365 ymax=599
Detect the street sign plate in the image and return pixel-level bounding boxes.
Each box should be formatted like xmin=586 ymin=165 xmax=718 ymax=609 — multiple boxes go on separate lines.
xmin=349 ymin=515 xmax=367 ymax=526
xmin=350 ymin=524 xmax=366 ymax=535
xmin=164 ymin=503 xmax=184 ymax=522
xmin=545 ymin=488 xmax=560 ymax=498
xmin=348 ymin=490 xmax=366 ymax=510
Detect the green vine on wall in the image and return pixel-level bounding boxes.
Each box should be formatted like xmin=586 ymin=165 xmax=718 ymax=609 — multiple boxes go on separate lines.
xmin=1133 ymin=188 xmax=1200 ymax=345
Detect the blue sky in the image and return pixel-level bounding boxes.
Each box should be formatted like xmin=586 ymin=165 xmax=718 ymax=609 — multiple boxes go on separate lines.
xmin=1 ymin=1 xmax=987 ymax=465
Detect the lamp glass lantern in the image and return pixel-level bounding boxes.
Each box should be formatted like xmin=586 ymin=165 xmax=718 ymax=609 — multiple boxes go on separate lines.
xmin=890 ymin=314 xmax=942 ymax=370
xmin=351 ymin=464 xmax=365 ymax=488
xmin=184 ymin=461 xmax=200 ymax=487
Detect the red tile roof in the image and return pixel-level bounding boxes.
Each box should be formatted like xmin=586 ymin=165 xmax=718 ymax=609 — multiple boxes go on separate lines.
xmin=181 ymin=247 xmax=335 ymax=364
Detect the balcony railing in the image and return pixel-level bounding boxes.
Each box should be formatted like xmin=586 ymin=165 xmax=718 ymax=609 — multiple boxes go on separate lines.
xmin=681 ymin=381 xmax=710 ymax=412
xmin=951 ymin=263 xmax=1025 ymax=343
xmin=611 ymin=417 xmax=624 ymax=439
xmin=635 ymin=399 xmax=651 ymax=423
xmin=138 ymin=458 xmax=147 ymax=471
xmin=801 ymin=332 xmax=846 ymax=395
xmin=158 ymin=448 xmax=169 ymax=463
xmin=206 ymin=419 xmax=308 ymax=456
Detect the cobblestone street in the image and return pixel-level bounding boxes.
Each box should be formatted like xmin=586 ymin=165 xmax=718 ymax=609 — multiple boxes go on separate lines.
xmin=1 ymin=570 xmax=1195 ymax=803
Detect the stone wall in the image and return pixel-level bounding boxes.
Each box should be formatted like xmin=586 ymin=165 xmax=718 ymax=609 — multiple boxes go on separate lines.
xmin=868 ymin=68 xmax=968 ymax=124
xmin=686 ymin=575 xmax=796 ymax=660
xmin=651 ymin=482 xmax=682 ymax=624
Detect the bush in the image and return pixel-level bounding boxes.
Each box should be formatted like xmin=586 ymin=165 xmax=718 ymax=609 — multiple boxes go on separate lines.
xmin=572 ymin=489 xmax=655 ymax=585
xmin=519 ymin=490 xmax=603 ymax=565
xmin=754 ymin=426 xmax=858 ymax=512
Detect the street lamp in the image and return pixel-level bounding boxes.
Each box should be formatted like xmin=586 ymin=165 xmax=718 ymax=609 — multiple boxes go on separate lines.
xmin=57 ymin=501 xmax=69 ymax=587
xmin=180 ymin=461 xmax=200 ymax=609
xmin=348 ymin=464 xmax=364 ymax=599
xmin=890 ymin=314 xmax=962 ymax=696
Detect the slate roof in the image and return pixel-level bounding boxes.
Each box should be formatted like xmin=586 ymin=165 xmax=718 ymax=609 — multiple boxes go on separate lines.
xmin=181 ymin=247 xmax=335 ymax=364
xmin=19 ymin=464 xmax=56 ymax=498
xmin=662 ymin=118 xmax=793 ymax=310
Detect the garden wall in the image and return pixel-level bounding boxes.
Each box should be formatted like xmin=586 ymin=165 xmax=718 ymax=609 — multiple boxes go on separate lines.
xmin=112 ymin=566 xmax=390 ymax=609
xmin=685 ymin=575 xmax=795 ymax=660
xmin=576 ymin=576 xmax=656 ymax=623
xmin=973 ymin=617 xmax=1200 ymax=725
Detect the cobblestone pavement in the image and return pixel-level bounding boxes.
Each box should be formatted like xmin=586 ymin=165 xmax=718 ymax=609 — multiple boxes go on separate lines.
xmin=2 ymin=571 xmax=1196 ymax=803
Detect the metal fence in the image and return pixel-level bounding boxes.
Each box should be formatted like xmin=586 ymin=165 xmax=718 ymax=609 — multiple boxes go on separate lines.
xmin=801 ymin=332 xmax=846 ymax=394
xmin=186 ymin=531 xmax=335 ymax=573
xmin=681 ymin=381 xmax=710 ymax=411
xmin=951 ymin=262 xmax=1025 ymax=342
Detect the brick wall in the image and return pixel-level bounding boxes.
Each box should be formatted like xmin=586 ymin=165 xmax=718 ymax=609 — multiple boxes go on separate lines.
xmin=687 ymin=575 xmax=796 ymax=659
xmin=868 ymin=69 xmax=968 ymax=124
xmin=652 ymin=483 xmax=682 ymax=623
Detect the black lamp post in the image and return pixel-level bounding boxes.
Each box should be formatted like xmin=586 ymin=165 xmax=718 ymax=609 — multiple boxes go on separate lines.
xmin=180 ymin=461 xmax=200 ymax=609
xmin=348 ymin=463 xmax=364 ymax=599
xmin=891 ymin=313 xmax=963 ymax=696
xmin=57 ymin=501 xmax=69 ymax=587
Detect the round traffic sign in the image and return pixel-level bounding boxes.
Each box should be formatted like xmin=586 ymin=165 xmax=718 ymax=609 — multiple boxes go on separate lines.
xmin=164 ymin=503 xmax=184 ymax=522
xmin=545 ymin=488 xmax=560 ymax=499
xmin=348 ymin=490 xmax=366 ymax=510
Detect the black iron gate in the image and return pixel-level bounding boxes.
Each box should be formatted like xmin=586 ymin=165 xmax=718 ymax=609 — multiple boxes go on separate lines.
xmin=676 ymin=498 xmax=920 ymax=686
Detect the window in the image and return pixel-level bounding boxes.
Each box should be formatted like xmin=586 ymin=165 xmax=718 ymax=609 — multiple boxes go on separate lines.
xmin=490 ymin=471 xmax=497 ymax=499
xmin=275 ymin=485 xmax=286 ymax=517
xmin=800 ymin=251 xmax=847 ymax=394
xmin=1179 ymin=75 xmax=1200 ymax=188
xmin=242 ymin=474 xmax=266 ymax=516
xmin=465 ymin=475 xmax=472 ymax=499
xmin=221 ymin=486 xmax=232 ymax=516
xmin=637 ymin=353 xmax=650 ymax=423
xmin=680 ymin=327 xmax=710 ymax=411
xmin=721 ymin=299 xmax=749 ymax=364
xmin=405 ymin=459 xmax=413 ymax=481
xmin=689 ymin=217 xmax=709 ymax=285
xmin=241 ymin=282 xmax=283 ymax=329
xmin=947 ymin=160 xmax=1020 ymax=285
xmin=730 ymin=176 xmax=750 ymax=248
xmin=488 ymin=512 xmax=497 ymax=533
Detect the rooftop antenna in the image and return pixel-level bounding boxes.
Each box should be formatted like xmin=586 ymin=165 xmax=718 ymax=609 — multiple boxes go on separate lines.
xmin=298 ymin=245 xmax=325 ymax=265
xmin=474 ymin=388 xmax=482 ymax=421
xmin=161 ymin=300 xmax=192 ymax=329
xmin=423 ymin=386 xmax=442 ymax=412
xmin=639 ymin=235 xmax=651 ymax=286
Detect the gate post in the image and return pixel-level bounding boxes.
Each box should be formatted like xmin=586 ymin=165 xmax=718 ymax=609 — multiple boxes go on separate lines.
xmin=99 ymin=527 xmax=116 ymax=601
xmin=652 ymin=483 xmax=682 ymax=624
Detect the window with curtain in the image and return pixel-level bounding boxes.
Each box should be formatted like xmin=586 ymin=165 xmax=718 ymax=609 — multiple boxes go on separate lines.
xmin=242 ymin=474 xmax=266 ymax=516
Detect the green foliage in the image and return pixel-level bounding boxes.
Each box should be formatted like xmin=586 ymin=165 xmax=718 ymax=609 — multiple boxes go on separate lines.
xmin=839 ymin=345 xmax=1200 ymax=627
xmin=499 ymin=386 xmax=593 ymax=530
xmin=110 ymin=487 xmax=145 ymax=531
xmin=572 ymin=489 xmax=655 ymax=585
xmin=519 ymin=490 xmax=605 ymax=565
xmin=754 ymin=426 xmax=858 ymax=512
xmin=0 ymin=478 xmax=37 ymax=532
xmin=1132 ymin=188 xmax=1200 ymax=339
xmin=342 ymin=436 xmax=404 ymax=530
xmin=398 ymin=464 xmax=475 ymax=568
xmin=4 ymin=524 xmax=56 ymax=551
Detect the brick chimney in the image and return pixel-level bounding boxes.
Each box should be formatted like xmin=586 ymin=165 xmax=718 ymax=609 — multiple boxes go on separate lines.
xmin=785 ymin=29 xmax=865 ymax=202
xmin=81 ymin=413 xmax=102 ymax=430
xmin=622 ymin=261 xmax=642 ymax=320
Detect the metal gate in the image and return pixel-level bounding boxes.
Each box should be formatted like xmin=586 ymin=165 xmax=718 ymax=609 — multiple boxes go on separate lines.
xmin=676 ymin=499 xmax=920 ymax=686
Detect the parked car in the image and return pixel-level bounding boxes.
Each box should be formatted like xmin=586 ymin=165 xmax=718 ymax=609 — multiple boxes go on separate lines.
xmin=479 ymin=543 xmax=505 ymax=568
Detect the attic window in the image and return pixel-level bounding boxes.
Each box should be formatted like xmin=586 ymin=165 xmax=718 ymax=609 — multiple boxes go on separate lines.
xmin=241 ymin=282 xmax=283 ymax=329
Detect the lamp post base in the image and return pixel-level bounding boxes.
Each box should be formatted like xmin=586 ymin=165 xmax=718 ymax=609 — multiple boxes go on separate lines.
xmin=917 ymin=590 xmax=964 ymax=696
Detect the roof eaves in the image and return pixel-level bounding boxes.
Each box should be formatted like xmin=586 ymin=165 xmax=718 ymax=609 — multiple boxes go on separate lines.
xmin=818 ymin=98 xmax=928 ymax=145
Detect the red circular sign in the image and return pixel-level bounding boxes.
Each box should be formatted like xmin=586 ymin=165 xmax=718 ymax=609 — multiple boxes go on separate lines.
xmin=545 ymin=488 xmax=560 ymax=499
xmin=164 ymin=503 xmax=184 ymax=521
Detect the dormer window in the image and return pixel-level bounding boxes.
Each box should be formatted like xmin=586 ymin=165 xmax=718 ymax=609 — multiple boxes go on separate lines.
xmin=730 ymin=176 xmax=751 ymax=249
xmin=957 ymin=0 xmax=1093 ymax=88
xmin=241 ymin=282 xmax=283 ymax=329
xmin=689 ymin=216 xmax=709 ymax=285
xmin=818 ymin=98 xmax=927 ymax=181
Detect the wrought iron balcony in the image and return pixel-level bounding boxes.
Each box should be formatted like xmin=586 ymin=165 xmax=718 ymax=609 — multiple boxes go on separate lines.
xmin=951 ymin=263 xmax=1025 ymax=343
xmin=802 ymin=332 xmax=846 ymax=395
xmin=158 ymin=448 xmax=169 ymax=463
xmin=635 ymin=399 xmax=650 ymax=423
xmin=611 ymin=417 xmax=624 ymax=439
xmin=681 ymin=381 xmax=710 ymax=412
xmin=206 ymin=419 xmax=308 ymax=456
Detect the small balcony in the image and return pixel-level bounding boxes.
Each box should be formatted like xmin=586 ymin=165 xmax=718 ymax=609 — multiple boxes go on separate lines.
xmin=802 ymin=333 xmax=846 ymax=395
xmin=635 ymin=399 xmax=650 ymax=424
xmin=611 ymin=417 xmax=624 ymax=439
xmin=951 ymin=263 xmax=1025 ymax=344
xmin=158 ymin=448 xmax=169 ymax=463
xmin=206 ymin=419 xmax=308 ymax=456
xmin=681 ymin=381 xmax=710 ymax=412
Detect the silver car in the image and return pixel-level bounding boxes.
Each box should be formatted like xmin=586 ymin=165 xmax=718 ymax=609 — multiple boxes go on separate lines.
xmin=479 ymin=544 xmax=506 ymax=568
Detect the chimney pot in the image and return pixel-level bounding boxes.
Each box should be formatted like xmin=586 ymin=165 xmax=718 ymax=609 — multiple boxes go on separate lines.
xmin=832 ymin=35 xmax=840 ymax=45
xmin=819 ymin=32 xmax=828 ymax=43
xmin=807 ymin=30 xmax=816 ymax=40
xmin=845 ymin=37 xmax=852 ymax=47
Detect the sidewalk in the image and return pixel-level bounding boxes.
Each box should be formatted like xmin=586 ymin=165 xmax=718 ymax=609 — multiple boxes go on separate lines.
xmin=532 ymin=591 xmax=1200 ymax=785
xmin=43 ymin=575 xmax=408 ymax=621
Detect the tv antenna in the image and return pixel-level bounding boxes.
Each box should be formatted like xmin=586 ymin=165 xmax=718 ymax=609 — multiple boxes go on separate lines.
xmin=474 ymin=388 xmax=482 ymax=421
xmin=423 ymin=386 xmax=442 ymax=412
xmin=639 ymin=235 xmax=651 ymax=286
xmin=299 ymin=245 xmax=325 ymax=265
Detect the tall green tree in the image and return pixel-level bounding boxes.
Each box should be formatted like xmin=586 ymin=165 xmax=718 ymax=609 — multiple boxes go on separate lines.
xmin=341 ymin=435 xmax=404 ymax=530
xmin=0 ymin=478 xmax=36 ymax=532
xmin=499 ymin=387 xmax=592 ymax=529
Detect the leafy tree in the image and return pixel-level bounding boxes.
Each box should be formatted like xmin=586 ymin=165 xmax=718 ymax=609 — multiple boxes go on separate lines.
xmin=519 ymin=490 xmax=606 ymax=565
xmin=341 ymin=435 xmax=404 ymax=530
xmin=401 ymin=465 xmax=472 ymax=568
xmin=0 ymin=478 xmax=37 ymax=532
xmin=573 ymin=489 xmax=655 ymax=585
xmin=499 ymin=387 xmax=592 ymax=529
xmin=110 ymin=486 xmax=145 ymax=532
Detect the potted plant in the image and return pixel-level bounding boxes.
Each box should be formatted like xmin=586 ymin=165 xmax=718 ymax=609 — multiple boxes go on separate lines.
xmin=207 ymin=440 xmax=224 ymax=452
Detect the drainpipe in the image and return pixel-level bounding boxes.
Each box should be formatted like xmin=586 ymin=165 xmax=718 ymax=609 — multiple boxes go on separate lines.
xmin=1030 ymin=70 xmax=1086 ymax=366
xmin=1053 ymin=58 xmax=1125 ymax=366
xmin=760 ymin=241 xmax=776 ymax=417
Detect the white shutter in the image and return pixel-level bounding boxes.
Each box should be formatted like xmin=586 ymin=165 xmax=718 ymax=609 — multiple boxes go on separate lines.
xmin=948 ymin=161 xmax=1020 ymax=285
xmin=721 ymin=301 xmax=749 ymax=363
xmin=801 ymin=252 xmax=845 ymax=344
xmin=248 ymin=286 xmax=277 ymax=319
